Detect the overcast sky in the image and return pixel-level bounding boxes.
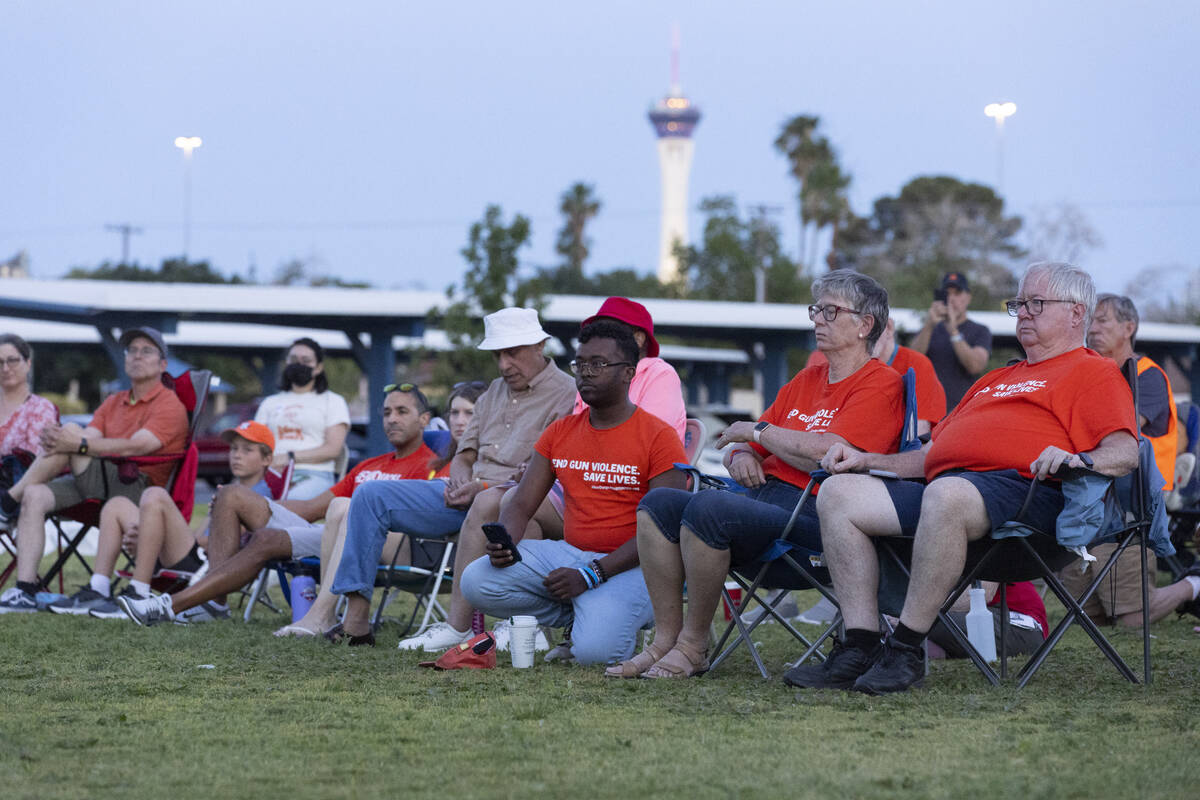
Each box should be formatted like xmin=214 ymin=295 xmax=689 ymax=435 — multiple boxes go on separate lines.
xmin=3 ymin=1 xmax=1197 ymax=297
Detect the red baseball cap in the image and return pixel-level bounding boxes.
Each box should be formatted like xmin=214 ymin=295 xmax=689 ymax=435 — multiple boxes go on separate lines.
xmin=220 ymin=420 xmax=275 ymax=453
xmin=581 ymin=296 xmax=659 ymax=358
xmin=418 ymin=632 xmax=497 ymax=670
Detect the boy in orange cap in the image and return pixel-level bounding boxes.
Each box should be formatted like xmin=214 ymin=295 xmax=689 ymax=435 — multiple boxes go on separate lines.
xmin=83 ymin=421 xmax=277 ymax=620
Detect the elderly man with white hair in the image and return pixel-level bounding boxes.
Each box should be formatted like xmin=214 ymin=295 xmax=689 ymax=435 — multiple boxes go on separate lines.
xmin=326 ymin=308 xmax=576 ymax=646
xmin=787 ymin=262 xmax=1140 ymax=694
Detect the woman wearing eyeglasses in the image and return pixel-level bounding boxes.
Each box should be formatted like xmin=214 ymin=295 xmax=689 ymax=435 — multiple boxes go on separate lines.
xmin=0 ymin=334 xmax=57 ymax=471
xmin=254 ymin=337 xmax=350 ymax=500
xmin=613 ymin=269 xmax=906 ymax=678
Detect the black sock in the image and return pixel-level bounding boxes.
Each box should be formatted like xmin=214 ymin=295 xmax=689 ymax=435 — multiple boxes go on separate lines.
xmin=17 ymin=580 xmax=40 ymax=597
xmin=845 ymin=628 xmax=882 ymax=651
xmin=893 ymin=623 xmax=927 ymax=649
xmin=0 ymin=490 xmax=17 ymax=515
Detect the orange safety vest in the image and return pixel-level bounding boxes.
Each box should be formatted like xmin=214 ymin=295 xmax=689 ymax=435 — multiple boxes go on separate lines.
xmin=1137 ymin=355 xmax=1177 ymax=490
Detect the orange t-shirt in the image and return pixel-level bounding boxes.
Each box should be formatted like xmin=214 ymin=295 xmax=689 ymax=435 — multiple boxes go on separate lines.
xmin=925 ymin=347 xmax=1138 ymax=480
xmin=750 ymin=359 xmax=904 ymax=489
xmin=807 ymin=346 xmax=946 ymax=422
xmin=535 ymin=407 xmax=686 ymax=553
xmin=90 ymin=382 xmax=189 ymax=487
xmin=330 ymin=443 xmax=445 ymax=498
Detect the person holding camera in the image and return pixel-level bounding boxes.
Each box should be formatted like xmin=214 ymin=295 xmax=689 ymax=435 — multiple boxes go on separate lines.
xmin=910 ymin=272 xmax=992 ymax=411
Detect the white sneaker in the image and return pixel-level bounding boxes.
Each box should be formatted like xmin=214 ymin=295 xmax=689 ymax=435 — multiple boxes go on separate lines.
xmin=492 ymin=619 xmax=550 ymax=653
xmin=396 ymin=621 xmax=470 ymax=652
xmin=117 ymin=591 xmax=175 ymax=626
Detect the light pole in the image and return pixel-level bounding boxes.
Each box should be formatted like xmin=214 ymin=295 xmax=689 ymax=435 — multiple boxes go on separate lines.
xmin=174 ymin=136 xmax=202 ymax=260
xmin=983 ymin=102 xmax=1016 ymax=193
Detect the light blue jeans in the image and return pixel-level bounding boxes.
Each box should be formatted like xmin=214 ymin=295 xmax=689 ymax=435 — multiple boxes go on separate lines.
xmin=330 ymin=479 xmax=465 ymax=600
xmin=460 ymin=539 xmax=654 ymax=665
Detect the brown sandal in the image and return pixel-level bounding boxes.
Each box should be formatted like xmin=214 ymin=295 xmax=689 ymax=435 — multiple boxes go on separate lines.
xmin=641 ymin=645 xmax=709 ymax=679
xmin=604 ymin=642 xmax=671 ymax=678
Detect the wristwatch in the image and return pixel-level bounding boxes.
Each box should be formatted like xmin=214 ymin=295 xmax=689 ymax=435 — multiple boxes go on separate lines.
xmin=78 ymin=437 xmax=88 ymax=456
xmin=950 ymin=333 xmax=964 ymax=343
xmin=753 ymin=421 xmax=770 ymax=443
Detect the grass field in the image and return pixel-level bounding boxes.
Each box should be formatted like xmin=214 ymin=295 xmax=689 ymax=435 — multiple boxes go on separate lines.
xmin=2 ymin=513 xmax=1200 ymax=800
xmin=3 ymin=552 xmax=1199 ymax=798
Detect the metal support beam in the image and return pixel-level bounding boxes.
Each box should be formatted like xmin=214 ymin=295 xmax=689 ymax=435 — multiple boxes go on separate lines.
xmin=759 ymin=337 xmax=791 ymax=408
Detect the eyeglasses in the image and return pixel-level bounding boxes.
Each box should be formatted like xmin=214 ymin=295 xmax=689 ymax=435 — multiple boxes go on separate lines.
xmin=124 ymin=346 xmax=161 ymax=359
xmin=452 ymin=381 xmax=488 ymax=390
xmin=0 ymin=356 xmax=24 ymax=369
xmin=384 ymin=382 xmax=417 ymax=393
xmin=807 ymin=304 xmax=861 ymax=322
xmin=568 ymin=360 xmax=632 ymax=376
xmin=1004 ymin=298 xmax=1076 ymax=317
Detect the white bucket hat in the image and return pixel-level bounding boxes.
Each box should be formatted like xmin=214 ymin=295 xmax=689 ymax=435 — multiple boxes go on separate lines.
xmin=477 ymin=307 xmax=550 ymax=351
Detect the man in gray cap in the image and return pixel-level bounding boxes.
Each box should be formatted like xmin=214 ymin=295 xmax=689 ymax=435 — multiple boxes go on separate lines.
xmin=320 ymin=307 xmax=576 ymax=645
xmin=0 ymin=326 xmax=189 ymax=613
xmin=910 ymin=271 xmax=992 ymax=411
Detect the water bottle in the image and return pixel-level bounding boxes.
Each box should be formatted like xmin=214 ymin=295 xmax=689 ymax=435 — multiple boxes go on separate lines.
xmin=471 ymin=610 xmax=486 ymax=635
xmin=965 ymin=583 xmax=998 ymax=663
xmin=290 ymin=575 xmax=317 ymax=623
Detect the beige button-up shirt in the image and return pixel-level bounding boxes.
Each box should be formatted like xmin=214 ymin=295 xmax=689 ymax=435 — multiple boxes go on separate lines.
xmin=456 ymin=358 xmax=576 ymax=483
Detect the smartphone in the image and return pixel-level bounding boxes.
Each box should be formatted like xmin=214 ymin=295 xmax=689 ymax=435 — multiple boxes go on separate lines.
xmin=933 ymin=288 xmax=947 ymax=303
xmin=481 ymin=523 xmax=522 ymax=563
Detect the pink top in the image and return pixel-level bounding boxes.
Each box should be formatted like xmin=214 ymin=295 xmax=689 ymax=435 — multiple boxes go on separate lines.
xmin=0 ymin=394 xmax=58 ymax=457
xmin=572 ymin=356 xmax=687 ymax=442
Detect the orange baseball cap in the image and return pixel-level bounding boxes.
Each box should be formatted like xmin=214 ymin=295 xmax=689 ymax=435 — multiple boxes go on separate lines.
xmin=418 ymin=632 xmax=497 ymax=670
xmin=220 ymin=420 xmax=275 ymax=453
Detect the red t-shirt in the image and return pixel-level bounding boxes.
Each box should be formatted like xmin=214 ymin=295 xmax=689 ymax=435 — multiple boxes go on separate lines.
xmin=991 ymin=581 xmax=1048 ymax=639
xmin=925 ymin=348 xmax=1138 ymax=480
xmin=750 ymin=359 xmax=904 ymax=490
xmin=330 ymin=443 xmax=444 ymax=498
xmin=807 ymin=347 xmax=946 ymax=423
xmin=535 ymin=407 xmax=686 ymax=553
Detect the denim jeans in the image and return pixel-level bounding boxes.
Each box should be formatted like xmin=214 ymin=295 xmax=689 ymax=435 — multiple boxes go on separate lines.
xmin=639 ymin=479 xmax=820 ymax=565
xmin=460 ymin=539 xmax=654 ymax=665
xmin=330 ymin=479 xmax=465 ymax=600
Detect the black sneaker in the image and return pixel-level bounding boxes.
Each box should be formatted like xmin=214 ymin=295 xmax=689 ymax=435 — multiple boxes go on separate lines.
xmin=48 ymin=586 xmax=111 ymax=616
xmin=853 ymin=637 xmax=926 ymax=695
xmin=783 ymin=637 xmax=883 ymax=690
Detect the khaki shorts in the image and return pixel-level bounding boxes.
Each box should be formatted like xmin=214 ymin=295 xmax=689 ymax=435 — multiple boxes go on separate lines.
xmin=1058 ymin=542 xmax=1155 ymax=620
xmin=49 ymin=458 xmax=151 ymax=511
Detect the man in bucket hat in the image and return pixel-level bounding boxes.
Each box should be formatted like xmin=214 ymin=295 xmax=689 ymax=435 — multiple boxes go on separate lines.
xmin=324 ymin=307 xmax=575 ymax=645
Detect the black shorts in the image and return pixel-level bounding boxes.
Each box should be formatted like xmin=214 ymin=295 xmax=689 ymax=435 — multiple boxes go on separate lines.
xmin=158 ymin=542 xmax=203 ymax=574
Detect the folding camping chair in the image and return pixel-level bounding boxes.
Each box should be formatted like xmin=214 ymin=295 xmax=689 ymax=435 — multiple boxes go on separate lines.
xmin=697 ymin=370 xmax=922 ymax=678
xmin=39 ymin=369 xmax=211 ymax=591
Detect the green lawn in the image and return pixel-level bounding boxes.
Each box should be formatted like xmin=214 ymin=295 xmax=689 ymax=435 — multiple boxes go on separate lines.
xmin=3 ymin=567 xmax=1199 ymax=800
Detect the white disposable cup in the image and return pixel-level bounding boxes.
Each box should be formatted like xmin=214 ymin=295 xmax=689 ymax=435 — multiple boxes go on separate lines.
xmin=509 ymin=615 xmax=538 ymax=669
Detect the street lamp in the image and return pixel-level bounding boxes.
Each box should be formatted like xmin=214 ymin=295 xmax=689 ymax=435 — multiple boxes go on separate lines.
xmin=174 ymin=136 xmax=203 ymax=259
xmin=983 ymin=102 xmax=1016 ymax=193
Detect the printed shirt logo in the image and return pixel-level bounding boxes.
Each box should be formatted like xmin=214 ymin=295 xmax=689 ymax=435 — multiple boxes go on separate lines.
xmin=975 ymin=380 xmax=1047 ymax=399
xmin=551 ymin=459 xmax=642 ymax=491
xmin=353 ymin=469 xmax=411 ymax=485
xmin=786 ymin=406 xmax=838 ymax=432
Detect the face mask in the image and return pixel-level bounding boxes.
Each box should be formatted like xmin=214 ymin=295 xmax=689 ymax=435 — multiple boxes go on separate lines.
xmin=283 ymin=363 xmax=314 ymax=387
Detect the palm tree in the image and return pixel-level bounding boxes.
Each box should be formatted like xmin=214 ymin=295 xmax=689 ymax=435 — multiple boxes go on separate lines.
xmin=556 ymin=182 xmax=602 ymax=287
